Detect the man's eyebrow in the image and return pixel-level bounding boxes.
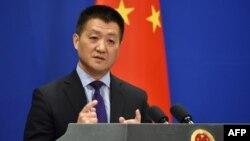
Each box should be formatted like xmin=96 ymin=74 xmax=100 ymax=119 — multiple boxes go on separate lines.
xmin=89 ymin=29 xmax=118 ymax=38
xmin=89 ymin=29 xmax=101 ymax=34
xmin=107 ymin=33 xmax=118 ymax=38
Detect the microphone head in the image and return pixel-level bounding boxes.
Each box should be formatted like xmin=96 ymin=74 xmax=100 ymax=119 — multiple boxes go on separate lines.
xmin=170 ymin=104 xmax=192 ymax=123
xmin=147 ymin=106 xmax=168 ymax=123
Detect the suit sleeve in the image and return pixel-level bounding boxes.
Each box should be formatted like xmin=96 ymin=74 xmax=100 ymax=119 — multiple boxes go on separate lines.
xmin=24 ymin=89 xmax=55 ymax=141
xmin=140 ymin=90 xmax=151 ymax=123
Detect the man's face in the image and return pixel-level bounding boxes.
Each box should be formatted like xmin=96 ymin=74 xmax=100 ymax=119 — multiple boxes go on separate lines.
xmin=73 ymin=18 xmax=121 ymax=78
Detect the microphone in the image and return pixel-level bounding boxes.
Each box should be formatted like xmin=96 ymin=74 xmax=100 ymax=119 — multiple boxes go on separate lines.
xmin=147 ymin=106 xmax=169 ymax=124
xmin=170 ymin=104 xmax=194 ymax=124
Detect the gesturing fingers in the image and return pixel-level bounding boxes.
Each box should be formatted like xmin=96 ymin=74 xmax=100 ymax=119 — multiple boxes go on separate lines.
xmin=119 ymin=109 xmax=141 ymax=124
xmin=82 ymin=100 xmax=98 ymax=113
xmin=77 ymin=100 xmax=98 ymax=123
xmin=135 ymin=109 xmax=141 ymax=122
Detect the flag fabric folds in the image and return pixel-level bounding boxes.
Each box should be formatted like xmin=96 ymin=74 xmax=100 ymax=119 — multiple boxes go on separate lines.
xmin=96 ymin=0 xmax=171 ymax=119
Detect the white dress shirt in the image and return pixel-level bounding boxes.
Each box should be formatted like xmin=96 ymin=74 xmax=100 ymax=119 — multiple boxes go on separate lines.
xmin=76 ymin=65 xmax=111 ymax=123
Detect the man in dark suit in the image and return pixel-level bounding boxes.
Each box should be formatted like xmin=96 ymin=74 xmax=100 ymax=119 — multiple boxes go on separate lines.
xmin=24 ymin=5 xmax=150 ymax=141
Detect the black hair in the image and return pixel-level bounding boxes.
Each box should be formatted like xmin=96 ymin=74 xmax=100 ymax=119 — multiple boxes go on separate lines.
xmin=76 ymin=5 xmax=124 ymax=42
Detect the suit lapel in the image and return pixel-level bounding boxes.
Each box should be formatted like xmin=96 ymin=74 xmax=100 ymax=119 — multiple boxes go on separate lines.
xmin=110 ymin=74 xmax=125 ymax=122
xmin=62 ymin=71 xmax=125 ymax=122
xmin=63 ymin=70 xmax=87 ymax=115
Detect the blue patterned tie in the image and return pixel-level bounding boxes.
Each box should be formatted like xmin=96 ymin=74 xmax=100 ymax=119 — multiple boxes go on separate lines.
xmin=90 ymin=81 xmax=107 ymax=123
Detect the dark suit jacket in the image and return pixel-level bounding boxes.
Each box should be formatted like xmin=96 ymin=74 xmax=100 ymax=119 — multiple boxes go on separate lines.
xmin=24 ymin=70 xmax=150 ymax=141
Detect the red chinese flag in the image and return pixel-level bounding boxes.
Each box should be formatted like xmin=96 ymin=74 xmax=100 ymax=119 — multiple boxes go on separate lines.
xmin=96 ymin=0 xmax=171 ymax=121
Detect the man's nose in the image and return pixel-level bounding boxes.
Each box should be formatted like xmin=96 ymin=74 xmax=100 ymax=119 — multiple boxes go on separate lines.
xmin=96 ymin=40 xmax=106 ymax=53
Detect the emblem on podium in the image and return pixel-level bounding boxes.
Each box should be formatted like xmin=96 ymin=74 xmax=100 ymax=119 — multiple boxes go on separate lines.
xmin=191 ymin=129 xmax=215 ymax=141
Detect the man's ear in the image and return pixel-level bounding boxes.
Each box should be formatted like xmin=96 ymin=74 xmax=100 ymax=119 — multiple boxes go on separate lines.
xmin=73 ymin=33 xmax=79 ymax=50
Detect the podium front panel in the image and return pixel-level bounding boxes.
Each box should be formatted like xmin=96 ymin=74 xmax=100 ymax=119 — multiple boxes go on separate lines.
xmin=127 ymin=124 xmax=223 ymax=141
xmin=57 ymin=123 xmax=224 ymax=141
xmin=57 ymin=124 xmax=127 ymax=141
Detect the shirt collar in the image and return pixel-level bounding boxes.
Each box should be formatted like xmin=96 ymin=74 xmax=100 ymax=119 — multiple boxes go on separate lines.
xmin=76 ymin=65 xmax=110 ymax=88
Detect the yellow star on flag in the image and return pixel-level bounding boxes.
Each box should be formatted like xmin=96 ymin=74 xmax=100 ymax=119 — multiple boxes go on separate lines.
xmin=115 ymin=0 xmax=134 ymax=25
xmin=146 ymin=5 xmax=161 ymax=32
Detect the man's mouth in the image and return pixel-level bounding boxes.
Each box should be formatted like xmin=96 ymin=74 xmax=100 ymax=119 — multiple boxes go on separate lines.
xmin=93 ymin=56 xmax=105 ymax=61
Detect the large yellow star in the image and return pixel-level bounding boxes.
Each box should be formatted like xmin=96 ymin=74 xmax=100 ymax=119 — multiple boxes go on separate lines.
xmin=146 ymin=5 xmax=161 ymax=32
xmin=115 ymin=0 xmax=134 ymax=25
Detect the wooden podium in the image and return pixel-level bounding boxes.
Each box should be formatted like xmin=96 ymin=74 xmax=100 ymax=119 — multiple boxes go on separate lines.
xmin=57 ymin=123 xmax=223 ymax=141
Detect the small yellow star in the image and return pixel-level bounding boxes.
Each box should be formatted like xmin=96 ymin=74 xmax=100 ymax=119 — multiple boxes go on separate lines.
xmin=146 ymin=5 xmax=161 ymax=32
xmin=115 ymin=0 xmax=134 ymax=25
